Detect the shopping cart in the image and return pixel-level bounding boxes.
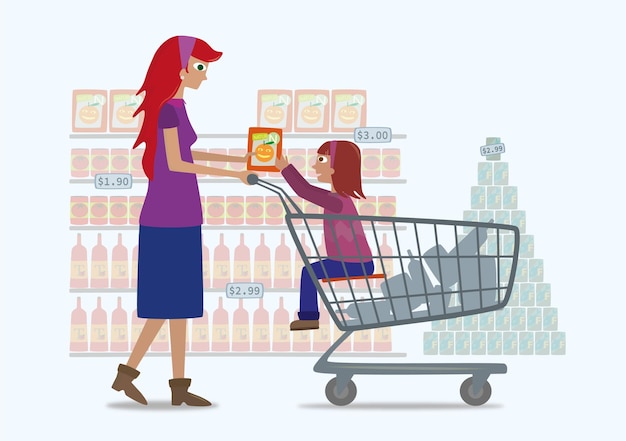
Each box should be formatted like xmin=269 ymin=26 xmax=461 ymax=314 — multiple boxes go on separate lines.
xmin=248 ymin=174 xmax=520 ymax=406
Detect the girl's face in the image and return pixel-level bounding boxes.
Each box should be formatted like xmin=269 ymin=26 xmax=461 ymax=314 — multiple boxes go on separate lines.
xmin=312 ymin=153 xmax=334 ymax=184
xmin=181 ymin=56 xmax=209 ymax=89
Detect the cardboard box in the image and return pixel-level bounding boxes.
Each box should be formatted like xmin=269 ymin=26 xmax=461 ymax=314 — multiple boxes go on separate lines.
xmin=109 ymin=89 xmax=143 ymax=132
xmin=72 ymin=89 xmax=108 ymax=132
xmin=257 ymin=90 xmax=292 ymax=131
xmin=294 ymin=90 xmax=329 ymax=132
xmin=247 ymin=127 xmax=282 ymax=172
xmin=331 ymin=90 xmax=366 ymax=132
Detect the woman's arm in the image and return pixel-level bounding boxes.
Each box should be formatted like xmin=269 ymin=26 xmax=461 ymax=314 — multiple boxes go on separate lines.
xmin=164 ymin=127 xmax=252 ymax=183
xmin=191 ymin=150 xmax=252 ymax=163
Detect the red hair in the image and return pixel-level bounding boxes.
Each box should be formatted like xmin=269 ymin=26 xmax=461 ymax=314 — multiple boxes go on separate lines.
xmin=317 ymin=140 xmax=365 ymax=199
xmin=132 ymin=36 xmax=222 ymax=180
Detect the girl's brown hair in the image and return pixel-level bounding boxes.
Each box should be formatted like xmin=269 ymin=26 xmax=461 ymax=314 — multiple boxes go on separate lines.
xmin=317 ymin=140 xmax=365 ymax=199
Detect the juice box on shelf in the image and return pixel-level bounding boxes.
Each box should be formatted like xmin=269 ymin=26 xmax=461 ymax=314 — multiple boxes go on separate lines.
xmin=362 ymin=148 xmax=381 ymax=177
xmin=109 ymin=89 xmax=143 ymax=132
xmin=331 ymin=89 xmax=366 ymax=132
xmin=70 ymin=196 xmax=89 ymax=225
xmin=90 ymin=148 xmax=110 ymax=176
xmin=110 ymin=148 xmax=130 ymax=173
xmin=294 ymin=90 xmax=330 ymax=132
xmin=205 ymin=196 xmax=225 ymax=225
xmin=257 ymin=90 xmax=292 ymax=132
xmin=381 ymin=148 xmax=401 ymax=177
xmin=247 ymin=127 xmax=283 ymax=172
xmin=90 ymin=196 xmax=109 ymax=225
xmin=109 ymin=196 xmax=129 ymax=225
xmin=71 ymin=148 xmax=90 ymax=178
xmin=72 ymin=89 xmax=108 ymax=132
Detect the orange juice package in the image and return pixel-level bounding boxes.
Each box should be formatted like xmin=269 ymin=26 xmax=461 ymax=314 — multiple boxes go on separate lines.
xmin=72 ymin=89 xmax=108 ymax=132
xmin=257 ymin=90 xmax=292 ymax=131
xmin=331 ymin=89 xmax=367 ymax=132
xmin=109 ymin=89 xmax=144 ymax=132
xmin=294 ymin=90 xmax=330 ymax=132
xmin=247 ymin=127 xmax=283 ymax=172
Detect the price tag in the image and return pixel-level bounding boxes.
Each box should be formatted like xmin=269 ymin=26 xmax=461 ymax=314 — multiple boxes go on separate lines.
xmin=354 ymin=127 xmax=392 ymax=143
xmin=226 ymin=282 xmax=264 ymax=299
xmin=94 ymin=173 xmax=133 ymax=189
xmin=480 ymin=143 xmax=505 ymax=156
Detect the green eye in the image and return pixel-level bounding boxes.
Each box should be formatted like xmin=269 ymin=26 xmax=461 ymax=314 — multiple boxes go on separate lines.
xmin=193 ymin=62 xmax=207 ymax=72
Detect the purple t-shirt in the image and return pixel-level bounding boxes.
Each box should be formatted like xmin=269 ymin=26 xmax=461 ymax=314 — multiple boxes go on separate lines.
xmin=281 ymin=164 xmax=373 ymax=262
xmin=139 ymin=99 xmax=203 ymax=227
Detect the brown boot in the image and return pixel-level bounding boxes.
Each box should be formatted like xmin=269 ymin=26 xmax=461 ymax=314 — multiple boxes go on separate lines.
xmin=290 ymin=319 xmax=319 ymax=331
xmin=111 ymin=364 xmax=147 ymax=405
xmin=169 ymin=378 xmax=211 ymax=406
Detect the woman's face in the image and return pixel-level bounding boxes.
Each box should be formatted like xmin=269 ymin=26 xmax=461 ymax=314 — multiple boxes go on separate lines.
xmin=312 ymin=153 xmax=334 ymax=184
xmin=181 ymin=56 xmax=209 ymax=89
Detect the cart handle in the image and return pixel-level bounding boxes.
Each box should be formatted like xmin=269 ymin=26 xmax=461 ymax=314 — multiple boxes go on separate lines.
xmin=246 ymin=173 xmax=304 ymax=215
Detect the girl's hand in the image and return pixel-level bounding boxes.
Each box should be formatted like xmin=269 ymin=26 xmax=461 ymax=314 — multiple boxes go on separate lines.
xmin=275 ymin=154 xmax=289 ymax=171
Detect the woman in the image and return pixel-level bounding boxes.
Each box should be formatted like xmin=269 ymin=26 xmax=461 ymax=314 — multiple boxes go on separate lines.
xmin=275 ymin=140 xmax=374 ymax=330
xmin=111 ymin=35 xmax=253 ymax=406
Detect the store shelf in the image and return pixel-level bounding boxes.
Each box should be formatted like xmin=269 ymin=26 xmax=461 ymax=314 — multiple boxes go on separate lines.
xmin=69 ymin=287 xmax=387 ymax=294
xmin=70 ymin=177 xmax=407 ymax=185
xmin=69 ymin=351 xmax=407 ymax=358
xmin=70 ymin=133 xmax=408 ymax=140
xmin=69 ymin=224 xmax=406 ymax=231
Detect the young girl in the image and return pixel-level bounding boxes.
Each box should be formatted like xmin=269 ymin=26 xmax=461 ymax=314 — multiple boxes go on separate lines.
xmin=111 ymin=36 xmax=253 ymax=407
xmin=275 ymin=140 xmax=373 ymax=330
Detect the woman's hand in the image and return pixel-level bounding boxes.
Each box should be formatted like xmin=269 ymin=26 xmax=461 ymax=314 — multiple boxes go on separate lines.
xmin=241 ymin=151 xmax=254 ymax=162
xmin=237 ymin=170 xmax=256 ymax=185
xmin=275 ymin=154 xmax=289 ymax=171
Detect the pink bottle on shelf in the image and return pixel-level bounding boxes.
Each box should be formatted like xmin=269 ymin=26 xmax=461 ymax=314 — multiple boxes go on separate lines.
xmin=272 ymin=296 xmax=290 ymax=352
xmin=70 ymin=233 xmax=88 ymax=289
xmin=90 ymin=296 xmax=108 ymax=351
xmin=233 ymin=233 xmax=251 ymax=283
xmin=201 ymin=234 xmax=210 ymax=290
xmin=373 ymin=327 xmax=392 ymax=352
xmin=191 ymin=309 xmax=210 ymax=351
xmin=273 ymin=233 xmax=292 ymax=288
xmin=70 ymin=296 xmax=88 ymax=352
xmin=212 ymin=233 xmax=230 ymax=289
xmin=352 ymin=299 xmax=372 ymax=352
xmin=334 ymin=296 xmax=352 ymax=352
xmin=313 ymin=299 xmax=331 ymax=352
xmin=130 ymin=308 xmax=145 ymax=351
xmin=292 ymin=311 xmax=311 ymax=352
xmin=130 ymin=244 xmax=138 ymax=288
xmin=252 ymin=298 xmax=270 ymax=352
xmin=90 ymin=233 xmax=109 ymax=289
xmin=110 ymin=296 xmax=129 ymax=352
xmin=253 ymin=233 xmax=272 ymax=287
xmin=211 ymin=297 xmax=230 ymax=351
xmin=111 ymin=233 xmax=129 ymax=289
xmin=231 ymin=299 xmax=250 ymax=352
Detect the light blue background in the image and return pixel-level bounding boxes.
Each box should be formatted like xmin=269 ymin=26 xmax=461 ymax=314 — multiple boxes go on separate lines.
xmin=2 ymin=1 xmax=624 ymax=439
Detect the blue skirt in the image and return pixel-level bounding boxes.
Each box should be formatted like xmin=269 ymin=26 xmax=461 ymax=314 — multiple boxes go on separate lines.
xmin=137 ymin=225 xmax=203 ymax=319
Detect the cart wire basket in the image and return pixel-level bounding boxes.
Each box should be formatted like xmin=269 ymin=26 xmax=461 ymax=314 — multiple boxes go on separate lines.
xmin=249 ymin=174 xmax=520 ymax=406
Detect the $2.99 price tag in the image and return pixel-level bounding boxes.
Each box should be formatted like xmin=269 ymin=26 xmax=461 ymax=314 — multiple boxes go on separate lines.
xmin=94 ymin=173 xmax=133 ymax=189
xmin=480 ymin=143 xmax=505 ymax=156
xmin=353 ymin=127 xmax=392 ymax=143
xmin=226 ymin=282 xmax=264 ymax=299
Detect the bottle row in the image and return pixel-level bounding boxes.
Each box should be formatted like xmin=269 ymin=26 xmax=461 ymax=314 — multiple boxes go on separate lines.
xmin=70 ymin=146 xmax=401 ymax=179
xmin=430 ymin=306 xmax=560 ymax=332
xmin=422 ymin=330 xmax=566 ymax=355
xmin=70 ymin=232 xmax=396 ymax=290
xmin=70 ymin=296 xmax=393 ymax=353
xmin=69 ymin=194 xmax=397 ymax=226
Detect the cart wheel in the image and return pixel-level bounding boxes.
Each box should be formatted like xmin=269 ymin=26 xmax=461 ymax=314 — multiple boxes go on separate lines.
xmin=325 ymin=378 xmax=357 ymax=406
xmin=460 ymin=377 xmax=492 ymax=406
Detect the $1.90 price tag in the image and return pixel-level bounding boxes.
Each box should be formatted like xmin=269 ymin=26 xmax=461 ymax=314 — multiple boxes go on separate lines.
xmin=480 ymin=143 xmax=505 ymax=156
xmin=226 ymin=282 xmax=264 ymax=299
xmin=94 ymin=173 xmax=133 ymax=189
xmin=354 ymin=127 xmax=392 ymax=143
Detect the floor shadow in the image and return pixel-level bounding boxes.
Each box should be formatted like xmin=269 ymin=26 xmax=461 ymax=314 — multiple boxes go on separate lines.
xmin=106 ymin=400 xmax=218 ymax=411
xmin=299 ymin=402 xmax=503 ymax=410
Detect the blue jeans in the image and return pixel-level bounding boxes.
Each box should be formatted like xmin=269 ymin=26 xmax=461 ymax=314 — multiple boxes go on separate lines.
xmin=298 ymin=259 xmax=375 ymax=320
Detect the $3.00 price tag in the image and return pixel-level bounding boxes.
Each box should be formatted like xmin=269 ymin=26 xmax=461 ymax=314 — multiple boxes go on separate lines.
xmin=353 ymin=127 xmax=392 ymax=143
xmin=94 ymin=173 xmax=133 ymax=189
xmin=226 ymin=282 xmax=264 ymax=299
